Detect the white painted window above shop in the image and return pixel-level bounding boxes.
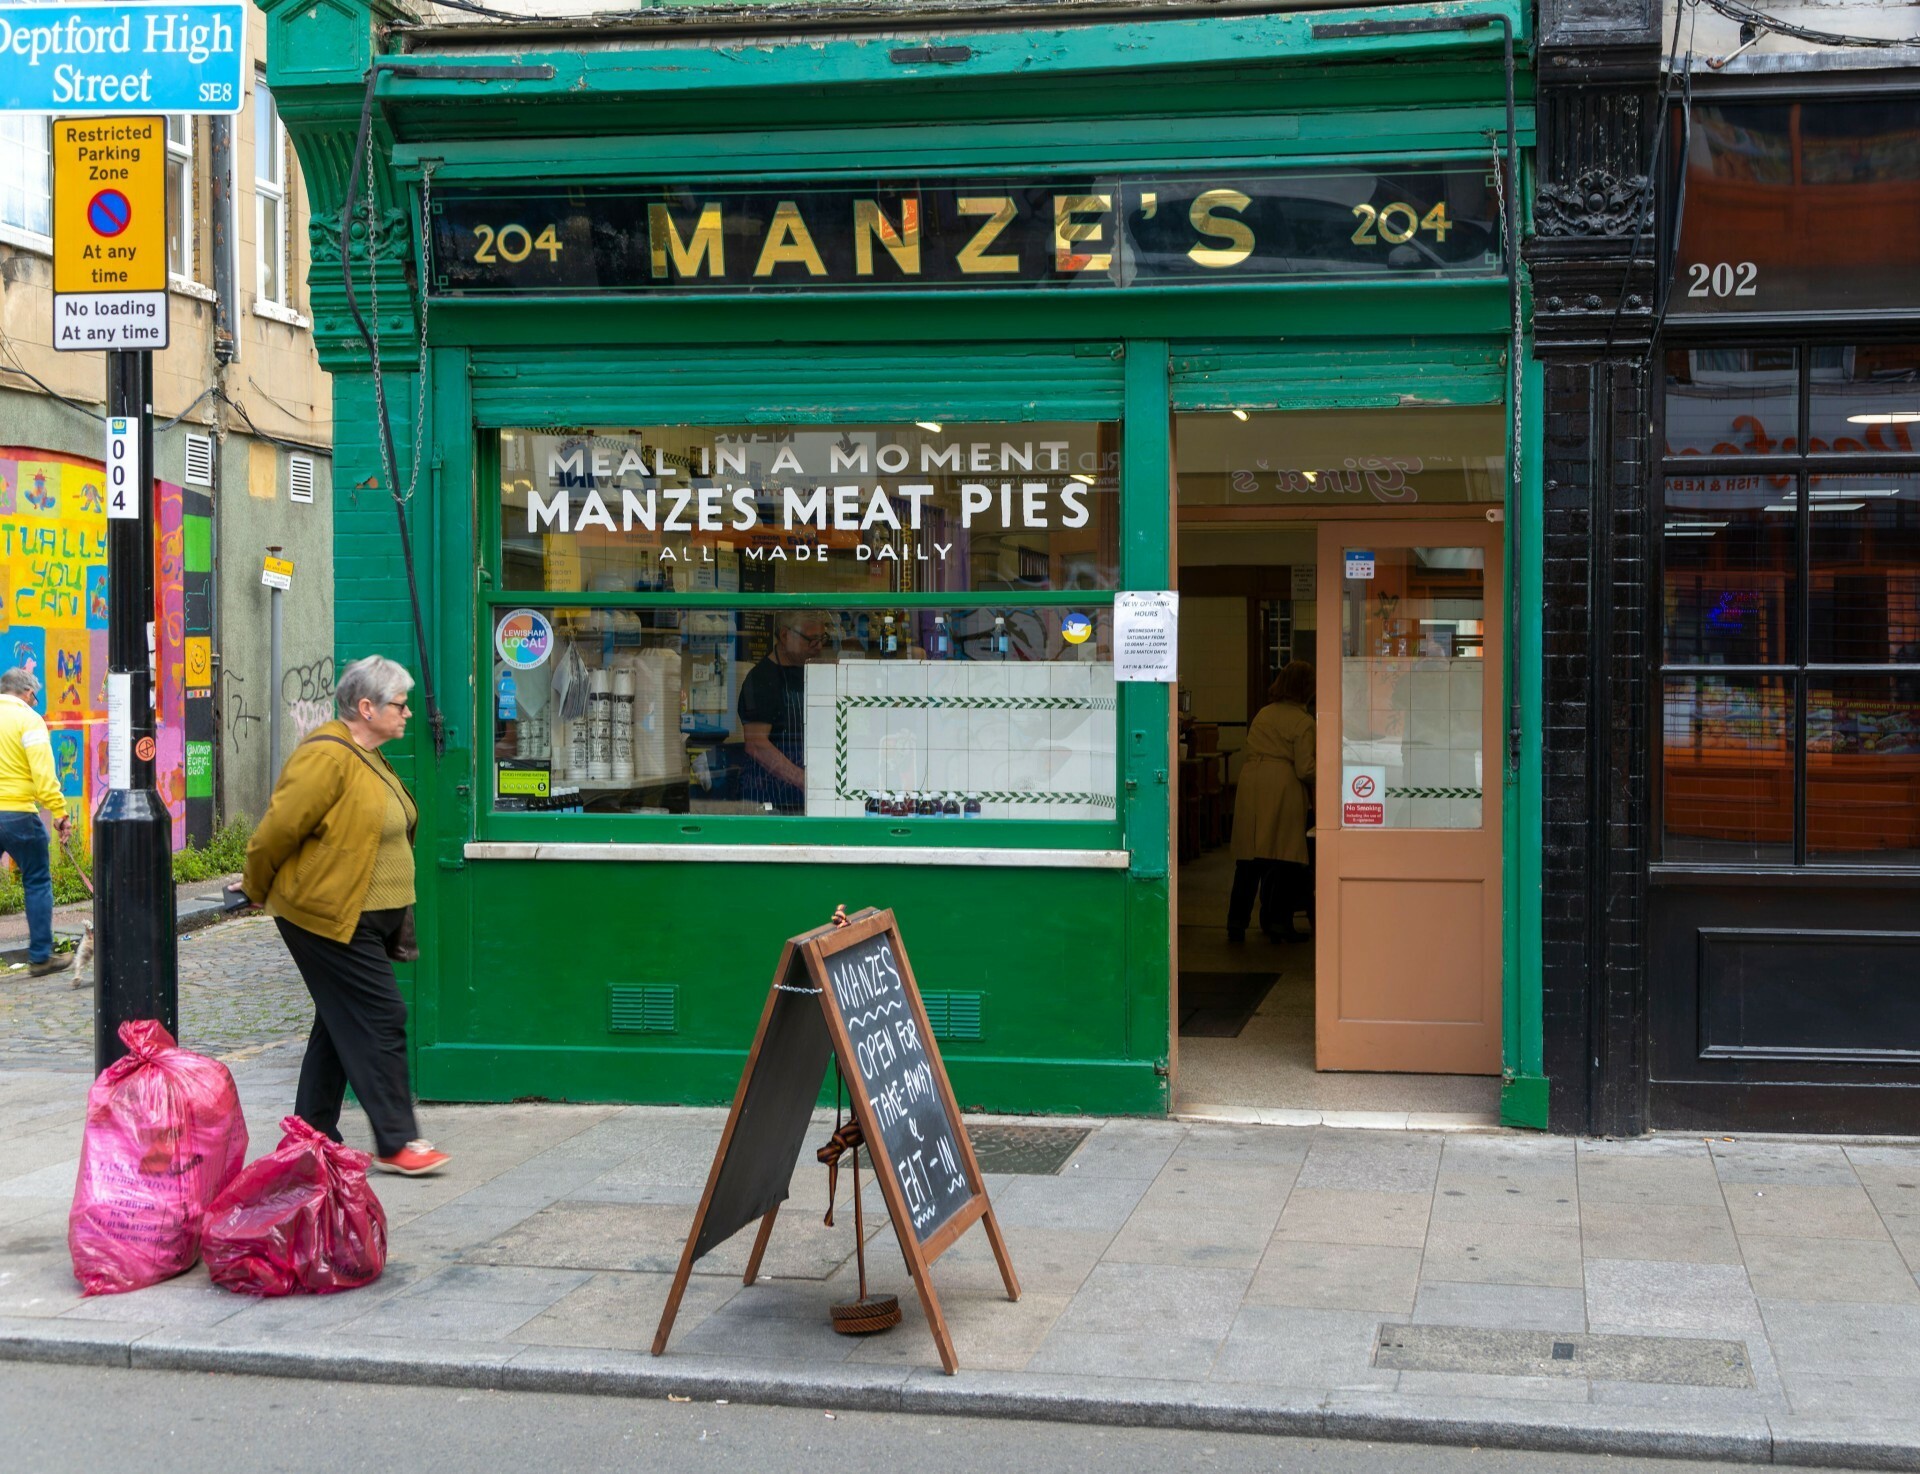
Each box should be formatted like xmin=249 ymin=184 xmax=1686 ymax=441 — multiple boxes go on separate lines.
xmin=0 ymin=112 xmax=51 ymax=245
xmin=166 ymin=115 xmax=195 ymax=283
xmin=254 ymin=79 xmax=287 ymax=308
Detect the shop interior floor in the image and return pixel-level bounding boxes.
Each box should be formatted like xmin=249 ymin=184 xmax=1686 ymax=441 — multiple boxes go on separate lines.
xmin=1174 ymin=849 xmax=1501 ymax=1118
xmin=1177 ymin=971 xmax=1279 ymax=1038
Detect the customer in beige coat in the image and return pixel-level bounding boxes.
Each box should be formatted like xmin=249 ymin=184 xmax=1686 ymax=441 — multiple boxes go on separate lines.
xmin=1227 ymin=661 xmax=1316 ymax=943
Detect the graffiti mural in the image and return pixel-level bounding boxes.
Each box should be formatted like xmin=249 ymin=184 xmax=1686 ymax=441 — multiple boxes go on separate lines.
xmin=0 ymin=447 xmax=199 ymax=848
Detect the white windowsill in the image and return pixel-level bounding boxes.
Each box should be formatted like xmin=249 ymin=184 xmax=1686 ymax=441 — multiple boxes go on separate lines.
xmin=170 ymin=276 xmax=216 ymax=302
xmin=0 ymin=223 xmax=52 ymax=255
xmin=464 ymin=841 xmax=1132 ymax=869
xmin=252 ymin=297 xmax=309 ymax=328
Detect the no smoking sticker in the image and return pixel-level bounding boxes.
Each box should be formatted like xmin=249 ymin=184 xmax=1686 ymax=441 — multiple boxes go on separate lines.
xmin=1342 ymin=765 xmax=1386 ymax=827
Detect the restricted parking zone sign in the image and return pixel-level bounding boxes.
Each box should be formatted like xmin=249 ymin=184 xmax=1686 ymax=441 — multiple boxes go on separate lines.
xmin=51 ymin=115 xmax=169 ymax=349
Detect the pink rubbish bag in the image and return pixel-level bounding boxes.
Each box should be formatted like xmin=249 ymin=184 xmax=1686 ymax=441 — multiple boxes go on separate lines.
xmin=202 ymin=1116 xmax=388 ymax=1296
xmin=69 ymin=1019 xmax=249 ymax=1295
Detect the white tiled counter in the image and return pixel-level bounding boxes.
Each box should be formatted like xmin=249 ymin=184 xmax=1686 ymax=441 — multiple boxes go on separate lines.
xmin=803 ymin=659 xmax=1118 ymax=820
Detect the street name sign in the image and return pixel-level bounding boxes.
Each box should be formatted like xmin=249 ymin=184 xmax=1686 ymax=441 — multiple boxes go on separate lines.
xmin=52 ymin=116 xmax=169 ymax=350
xmin=0 ymin=4 xmax=245 ymax=113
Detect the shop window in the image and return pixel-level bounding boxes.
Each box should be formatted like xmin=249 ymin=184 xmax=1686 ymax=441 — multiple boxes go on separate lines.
xmin=1660 ymin=348 xmax=1920 ymax=867
xmin=498 ymin=422 xmax=1119 ymax=595
xmin=488 ymin=604 xmax=1117 ymax=820
xmin=1174 ymin=405 xmax=1505 ymax=509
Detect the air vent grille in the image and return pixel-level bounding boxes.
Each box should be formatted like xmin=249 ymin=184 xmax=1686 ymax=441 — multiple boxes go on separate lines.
xmin=921 ymin=991 xmax=983 ymax=1041
xmin=608 ymin=984 xmax=677 ymax=1034
xmin=288 ymin=453 xmax=315 ymax=504
xmin=183 ymin=432 xmax=214 ymax=487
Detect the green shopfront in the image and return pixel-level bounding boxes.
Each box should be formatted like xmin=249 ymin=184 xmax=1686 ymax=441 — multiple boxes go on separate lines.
xmin=260 ymin=0 xmax=1545 ymax=1122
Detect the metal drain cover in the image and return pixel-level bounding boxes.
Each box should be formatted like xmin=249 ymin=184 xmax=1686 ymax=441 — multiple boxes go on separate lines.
xmin=967 ymin=1124 xmax=1092 ymax=1176
xmin=1374 ymin=1325 xmax=1753 ymax=1388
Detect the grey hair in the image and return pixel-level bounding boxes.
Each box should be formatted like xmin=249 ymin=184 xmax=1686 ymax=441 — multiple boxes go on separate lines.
xmin=0 ymin=668 xmax=39 ymax=698
xmin=336 ymin=656 xmax=413 ymax=718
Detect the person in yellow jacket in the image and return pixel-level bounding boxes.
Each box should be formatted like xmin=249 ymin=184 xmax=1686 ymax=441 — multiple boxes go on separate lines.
xmin=1227 ymin=661 xmax=1317 ymax=944
xmin=230 ymin=655 xmax=449 ymax=1177
xmin=0 ymin=668 xmax=73 ymax=975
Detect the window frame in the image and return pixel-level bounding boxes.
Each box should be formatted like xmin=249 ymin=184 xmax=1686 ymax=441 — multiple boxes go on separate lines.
xmin=165 ymin=113 xmax=195 ymax=284
xmin=0 ymin=112 xmax=52 ymax=250
xmin=253 ymin=78 xmax=288 ymax=308
xmin=1655 ymin=337 xmax=1920 ymax=872
xmin=474 ymin=417 xmax=1130 ymax=847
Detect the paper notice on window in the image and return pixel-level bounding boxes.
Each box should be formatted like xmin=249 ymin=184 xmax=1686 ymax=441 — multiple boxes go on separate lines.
xmin=107 ymin=673 xmax=131 ymax=790
xmin=1115 ymin=591 xmax=1179 ymax=683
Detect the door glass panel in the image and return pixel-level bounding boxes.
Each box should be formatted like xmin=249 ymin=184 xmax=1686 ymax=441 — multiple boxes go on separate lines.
xmin=1661 ymin=673 xmax=1792 ymax=863
xmin=1338 ymin=546 xmax=1485 ymax=829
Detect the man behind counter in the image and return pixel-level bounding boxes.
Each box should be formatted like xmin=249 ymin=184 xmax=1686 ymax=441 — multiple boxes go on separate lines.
xmin=737 ymin=611 xmax=827 ymax=812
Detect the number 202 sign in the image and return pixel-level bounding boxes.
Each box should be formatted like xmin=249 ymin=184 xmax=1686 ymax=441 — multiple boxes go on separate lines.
xmin=105 ymin=417 xmax=140 ymax=520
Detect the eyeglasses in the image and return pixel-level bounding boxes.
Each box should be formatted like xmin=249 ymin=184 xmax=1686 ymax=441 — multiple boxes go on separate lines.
xmin=787 ymin=630 xmax=827 ymax=647
xmin=384 ymin=700 xmax=411 ymax=715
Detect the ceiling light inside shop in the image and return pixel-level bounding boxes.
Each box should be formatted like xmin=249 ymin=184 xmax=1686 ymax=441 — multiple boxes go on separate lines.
xmin=1765 ymin=501 xmax=1867 ymax=513
xmin=1231 ymin=409 xmax=1250 ymax=421
xmin=1071 ymin=472 xmax=1096 ymax=484
xmin=1846 ymin=411 xmax=1920 ymax=424
xmin=1809 ymin=487 xmax=1903 ymax=498
xmin=916 ymin=421 xmax=943 ymax=433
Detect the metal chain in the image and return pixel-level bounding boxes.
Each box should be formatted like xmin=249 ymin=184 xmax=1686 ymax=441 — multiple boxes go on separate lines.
xmin=405 ymin=160 xmax=436 ymax=505
xmin=361 ymin=122 xmax=398 ymax=496
xmin=1488 ymin=130 xmax=1521 ymax=514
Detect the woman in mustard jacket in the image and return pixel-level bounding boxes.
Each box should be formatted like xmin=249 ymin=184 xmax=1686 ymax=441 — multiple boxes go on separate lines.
xmin=1227 ymin=661 xmax=1317 ymax=944
xmin=233 ymin=655 xmax=449 ymax=1177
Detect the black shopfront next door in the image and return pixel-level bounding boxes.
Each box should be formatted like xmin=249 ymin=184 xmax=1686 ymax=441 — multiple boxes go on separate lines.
xmin=1654 ymin=338 xmax=1920 ymax=1131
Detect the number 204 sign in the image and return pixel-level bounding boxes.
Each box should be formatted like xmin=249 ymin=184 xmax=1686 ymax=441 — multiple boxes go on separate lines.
xmin=105 ymin=417 xmax=141 ymax=520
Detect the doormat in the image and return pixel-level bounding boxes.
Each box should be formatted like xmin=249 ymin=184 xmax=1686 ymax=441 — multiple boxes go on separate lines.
xmin=1178 ymin=971 xmax=1278 ymax=1038
xmin=967 ymin=1124 xmax=1093 ymax=1176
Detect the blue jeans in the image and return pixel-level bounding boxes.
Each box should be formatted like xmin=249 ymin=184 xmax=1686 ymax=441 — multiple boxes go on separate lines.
xmin=0 ymin=812 xmax=53 ymax=962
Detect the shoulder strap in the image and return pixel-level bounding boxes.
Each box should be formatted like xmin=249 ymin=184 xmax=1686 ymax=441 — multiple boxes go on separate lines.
xmin=310 ymin=735 xmax=417 ymax=844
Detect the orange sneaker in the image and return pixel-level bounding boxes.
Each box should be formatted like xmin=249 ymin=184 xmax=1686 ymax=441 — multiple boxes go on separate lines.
xmin=374 ymin=1140 xmax=450 ymax=1176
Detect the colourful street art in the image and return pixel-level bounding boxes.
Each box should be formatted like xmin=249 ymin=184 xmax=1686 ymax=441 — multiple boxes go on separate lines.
xmin=0 ymin=446 xmax=204 ymax=848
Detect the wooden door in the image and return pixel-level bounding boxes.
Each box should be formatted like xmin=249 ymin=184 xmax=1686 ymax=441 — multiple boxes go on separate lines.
xmin=1314 ymin=520 xmax=1503 ymax=1074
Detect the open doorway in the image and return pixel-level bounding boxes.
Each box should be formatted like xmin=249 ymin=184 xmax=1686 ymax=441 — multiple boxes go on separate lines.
xmin=1170 ymin=407 xmax=1506 ymax=1120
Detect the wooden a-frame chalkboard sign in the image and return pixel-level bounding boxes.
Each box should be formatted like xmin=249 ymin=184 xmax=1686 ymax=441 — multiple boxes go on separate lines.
xmin=651 ymin=907 xmax=1019 ymax=1374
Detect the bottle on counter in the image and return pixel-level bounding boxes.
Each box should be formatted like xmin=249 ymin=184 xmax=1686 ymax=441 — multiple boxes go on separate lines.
xmin=916 ymin=793 xmax=937 ymax=817
xmin=992 ymin=615 xmax=1008 ymax=656
xmin=963 ymin=792 xmax=983 ymax=819
xmin=941 ymin=793 xmax=961 ymax=817
xmin=932 ymin=614 xmax=949 ymax=656
xmin=864 ymin=794 xmax=882 ymax=817
xmin=882 ymin=612 xmax=899 ymax=655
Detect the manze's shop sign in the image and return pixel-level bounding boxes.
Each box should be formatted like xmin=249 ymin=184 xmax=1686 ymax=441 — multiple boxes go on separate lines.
xmin=525 ymin=433 xmax=1100 ymax=564
xmin=432 ymin=166 xmax=1500 ymax=296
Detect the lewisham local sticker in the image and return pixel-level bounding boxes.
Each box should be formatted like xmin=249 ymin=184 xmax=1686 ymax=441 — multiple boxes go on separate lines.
xmin=1062 ymin=612 xmax=1093 ymax=646
xmin=494 ymin=608 xmax=554 ymax=670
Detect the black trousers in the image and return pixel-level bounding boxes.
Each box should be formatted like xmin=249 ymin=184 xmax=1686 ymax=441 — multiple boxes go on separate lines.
xmin=1228 ymin=859 xmax=1310 ymax=938
xmin=276 ymin=909 xmax=419 ymax=1158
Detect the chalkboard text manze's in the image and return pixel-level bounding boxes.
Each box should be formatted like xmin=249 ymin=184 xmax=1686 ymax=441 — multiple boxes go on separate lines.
xmin=430 ymin=166 xmax=1500 ymax=297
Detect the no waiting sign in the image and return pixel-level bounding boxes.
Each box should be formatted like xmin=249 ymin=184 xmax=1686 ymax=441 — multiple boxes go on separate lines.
xmin=51 ymin=116 xmax=168 ymax=350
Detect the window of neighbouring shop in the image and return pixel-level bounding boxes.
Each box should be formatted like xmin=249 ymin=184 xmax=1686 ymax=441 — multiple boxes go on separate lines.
xmin=488 ymin=420 xmax=1122 ymax=821
xmin=1659 ymin=345 xmax=1920 ymax=867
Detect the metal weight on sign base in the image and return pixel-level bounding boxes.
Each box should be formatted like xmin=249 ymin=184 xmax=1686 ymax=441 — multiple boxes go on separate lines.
xmin=818 ymin=1072 xmax=900 ymax=1336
